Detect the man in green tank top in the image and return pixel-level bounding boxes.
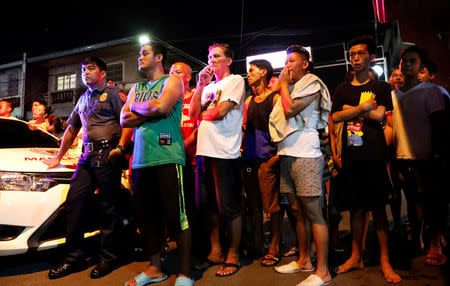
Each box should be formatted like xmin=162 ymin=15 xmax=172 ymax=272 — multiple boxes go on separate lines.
xmin=121 ymin=42 xmax=193 ymax=286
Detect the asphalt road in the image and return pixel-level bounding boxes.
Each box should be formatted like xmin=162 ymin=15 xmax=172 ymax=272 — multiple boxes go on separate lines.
xmin=0 ymin=246 xmax=448 ymax=286
xmin=1 ymin=199 xmax=449 ymax=286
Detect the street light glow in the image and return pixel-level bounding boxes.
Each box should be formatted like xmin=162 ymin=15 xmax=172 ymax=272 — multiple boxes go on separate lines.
xmin=372 ymin=64 xmax=384 ymax=77
xmin=139 ymin=35 xmax=151 ymax=45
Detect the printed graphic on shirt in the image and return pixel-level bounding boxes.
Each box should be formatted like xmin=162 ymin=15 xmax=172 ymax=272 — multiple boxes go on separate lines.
xmin=135 ymin=90 xmax=160 ymax=102
xmin=347 ymin=118 xmax=364 ymax=146
xmin=347 ymin=91 xmax=375 ymax=147
xmin=204 ymin=89 xmax=222 ymax=109
xmin=181 ymin=103 xmax=195 ymax=129
xmin=359 ymin=91 xmax=375 ymax=104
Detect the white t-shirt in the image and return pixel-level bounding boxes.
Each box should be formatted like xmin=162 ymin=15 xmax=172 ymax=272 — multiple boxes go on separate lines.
xmin=196 ymin=74 xmax=245 ymax=159
xmin=392 ymin=82 xmax=446 ymax=160
xmin=277 ymin=77 xmax=323 ymax=158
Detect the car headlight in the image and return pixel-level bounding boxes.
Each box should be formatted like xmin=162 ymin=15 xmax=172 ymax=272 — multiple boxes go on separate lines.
xmin=0 ymin=172 xmax=58 ymax=192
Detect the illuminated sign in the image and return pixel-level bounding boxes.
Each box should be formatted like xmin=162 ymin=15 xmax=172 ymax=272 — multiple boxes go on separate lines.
xmin=246 ymin=47 xmax=312 ymax=71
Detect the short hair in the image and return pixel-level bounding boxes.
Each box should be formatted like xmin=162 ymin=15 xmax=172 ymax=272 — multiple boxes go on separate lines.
xmin=82 ymin=56 xmax=107 ymax=72
xmin=249 ymin=59 xmax=274 ymax=82
xmin=209 ymin=43 xmax=234 ymax=59
xmin=47 ymin=115 xmax=68 ymax=134
xmin=389 ymin=67 xmax=401 ymax=77
xmin=348 ymin=35 xmax=376 ymax=55
xmin=0 ymin=98 xmax=13 ymax=109
xmin=32 ymin=97 xmax=53 ymax=115
xmin=143 ymin=42 xmax=167 ymax=67
xmin=400 ymin=45 xmax=428 ymax=63
xmin=286 ymin=45 xmax=314 ymax=72
xmin=421 ymin=57 xmax=437 ymax=75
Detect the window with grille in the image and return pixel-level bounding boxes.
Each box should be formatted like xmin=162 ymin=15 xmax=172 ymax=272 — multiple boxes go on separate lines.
xmin=57 ymin=74 xmax=76 ymax=91
xmin=106 ymin=63 xmax=123 ymax=82
xmin=8 ymin=75 xmax=19 ymax=96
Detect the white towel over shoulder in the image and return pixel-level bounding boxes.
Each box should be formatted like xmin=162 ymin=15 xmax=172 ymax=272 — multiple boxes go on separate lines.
xmin=269 ymin=73 xmax=331 ymax=143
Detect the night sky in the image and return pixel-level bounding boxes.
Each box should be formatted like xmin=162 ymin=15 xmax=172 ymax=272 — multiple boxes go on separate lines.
xmin=0 ymin=1 xmax=375 ymax=64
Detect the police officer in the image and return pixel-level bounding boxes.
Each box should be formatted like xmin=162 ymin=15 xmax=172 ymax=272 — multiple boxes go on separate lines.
xmin=44 ymin=56 xmax=133 ymax=279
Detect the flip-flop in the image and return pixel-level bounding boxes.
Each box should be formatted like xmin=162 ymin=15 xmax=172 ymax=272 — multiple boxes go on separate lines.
xmin=275 ymin=261 xmax=315 ymax=274
xmin=215 ymin=263 xmax=240 ymax=277
xmin=174 ymin=276 xmax=194 ymax=286
xmin=124 ymin=272 xmax=168 ymax=286
xmin=425 ymin=252 xmax=447 ymax=266
xmin=296 ymin=274 xmax=332 ymax=286
xmin=194 ymin=259 xmax=224 ymax=270
xmin=261 ymin=253 xmax=281 ymax=267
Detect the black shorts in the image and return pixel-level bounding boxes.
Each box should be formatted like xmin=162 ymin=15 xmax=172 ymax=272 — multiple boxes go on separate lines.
xmin=196 ymin=156 xmax=243 ymax=221
xmin=340 ymin=160 xmax=391 ymax=210
xmin=132 ymin=164 xmax=189 ymax=255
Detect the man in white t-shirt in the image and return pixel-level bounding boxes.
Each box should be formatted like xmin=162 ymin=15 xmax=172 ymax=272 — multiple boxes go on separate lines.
xmin=189 ymin=43 xmax=245 ymax=278
xmin=273 ymin=45 xmax=332 ymax=286
xmin=391 ymin=45 xmax=449 ymax=267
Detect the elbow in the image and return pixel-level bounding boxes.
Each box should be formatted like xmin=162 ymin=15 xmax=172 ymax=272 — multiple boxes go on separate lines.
xmin=153 ymin=102 xmax=172 ymax=117
xmin=283 ymin=107 xmax=296 ymax=119
xmin=372 ymin=112 xmax=385 ymax=122
xmin=331 ymin=114 xmax=341 ymax=123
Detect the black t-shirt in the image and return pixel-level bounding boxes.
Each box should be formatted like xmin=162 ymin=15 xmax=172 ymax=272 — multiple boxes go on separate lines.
xmin=331 ymin=80 xmax=392 ymax=161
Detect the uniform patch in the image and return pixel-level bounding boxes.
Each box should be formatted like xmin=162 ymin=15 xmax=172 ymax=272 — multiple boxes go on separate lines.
xmin=99 ymin=93 xmax=108 ymax=102
xmin=119 ymin=92 xmax=127 ymax=102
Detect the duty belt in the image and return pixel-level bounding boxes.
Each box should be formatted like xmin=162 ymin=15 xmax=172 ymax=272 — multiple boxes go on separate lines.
xmin=83 ymin=139 xmax=117 ymax=153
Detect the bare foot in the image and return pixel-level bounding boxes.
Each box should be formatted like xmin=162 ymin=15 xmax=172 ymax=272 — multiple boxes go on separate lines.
xmin=207 ymin=247 xmax=225 ymax=264
xmin=381 ymin=261 xmax=401 ymax=283
xmin=337 ymin=257 xmax=364 ymax=273
xmin=216 ymin=252 xmax=240 ymax=277
xmin=125 ymin=266 xmax=165 ymax=286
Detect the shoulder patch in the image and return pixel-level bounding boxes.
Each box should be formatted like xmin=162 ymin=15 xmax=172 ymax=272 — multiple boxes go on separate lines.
xmin=99 ymin=93 xmax=108 ymax=102
xmin=119 ymin=92 xmax=127 ymax=102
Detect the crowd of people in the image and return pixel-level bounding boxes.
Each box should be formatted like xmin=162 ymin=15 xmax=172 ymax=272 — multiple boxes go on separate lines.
xmin=1 ymin=34 xmax=448 ymax=286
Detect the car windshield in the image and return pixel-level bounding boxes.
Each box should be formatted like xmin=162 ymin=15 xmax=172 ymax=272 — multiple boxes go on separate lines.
xmin=0 ymin=118 xmax=60 ymax=148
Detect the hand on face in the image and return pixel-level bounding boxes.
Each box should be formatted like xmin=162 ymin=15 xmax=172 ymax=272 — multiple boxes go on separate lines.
xmin=278 ymin=66 xmax=292 ymax=86
xmin=198 ymin=65 xmax=214 ymax=87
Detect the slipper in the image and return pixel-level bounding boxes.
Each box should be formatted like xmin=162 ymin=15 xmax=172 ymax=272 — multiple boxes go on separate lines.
xmin=174 ymin=276 xmax=194 ymax=286
xmin=124 ymin=272 xmax=168 ymax=286
xmin=296 ymin=274 xmax=331 ymax=286
xmin=215 ymin=263 xmax=240 ymax=277
xmin=194 ymin=259 xmax=223 ymax=270
xmin=425 ymin=252 xmax=447 ymax=266
xmin=261 ymin=253 xmax=281 ymax=267
xmin=275 ymin=261 xmax=315 ymax=274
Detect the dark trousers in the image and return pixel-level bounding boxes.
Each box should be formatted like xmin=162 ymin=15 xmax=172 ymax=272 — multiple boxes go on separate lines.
xmin=64 ymin=151 xmax=122 ymax=263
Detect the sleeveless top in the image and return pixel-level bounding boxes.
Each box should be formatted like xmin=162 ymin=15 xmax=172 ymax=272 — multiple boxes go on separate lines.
xmin=132 ymin=75 xmax=185 ymax=169
xmin=242 ymin=92 xmax=277 ymax=160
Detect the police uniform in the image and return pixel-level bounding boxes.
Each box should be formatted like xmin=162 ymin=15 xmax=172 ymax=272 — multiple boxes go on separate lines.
xmin=64 ymin=82 xmax=126 ymax=264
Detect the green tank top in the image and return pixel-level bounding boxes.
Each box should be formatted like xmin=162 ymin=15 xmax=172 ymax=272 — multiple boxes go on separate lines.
xmin=132 ymin=75 xmax=185 ymax=169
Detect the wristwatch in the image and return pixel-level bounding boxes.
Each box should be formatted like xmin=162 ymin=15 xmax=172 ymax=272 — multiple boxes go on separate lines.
xmin=116 ymin=144 xmax=126 ymax=153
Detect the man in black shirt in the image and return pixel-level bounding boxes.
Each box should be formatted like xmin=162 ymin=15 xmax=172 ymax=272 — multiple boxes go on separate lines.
xmin=331 ymin=35 xmax=401 ymax=283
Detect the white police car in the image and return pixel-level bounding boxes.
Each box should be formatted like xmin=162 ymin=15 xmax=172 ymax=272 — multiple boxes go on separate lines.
xmin=0 ymin=117 xmax=132 ymax=256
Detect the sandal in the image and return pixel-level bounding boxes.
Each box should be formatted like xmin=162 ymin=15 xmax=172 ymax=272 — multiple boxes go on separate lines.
xmin=174 ymin=276 xmax=194 ymax=286
xmin=425 ymin=252 xmax=447 ymax=266
xmin=261 ymin=253 xmax=281 ymax=267
xmin=194 ymin=258 xmax=224 ymax=270
xmin=124 ymin=272 xmax=168 ymax=286
xmin=216 ymin=263 xmax=240 ymax=277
